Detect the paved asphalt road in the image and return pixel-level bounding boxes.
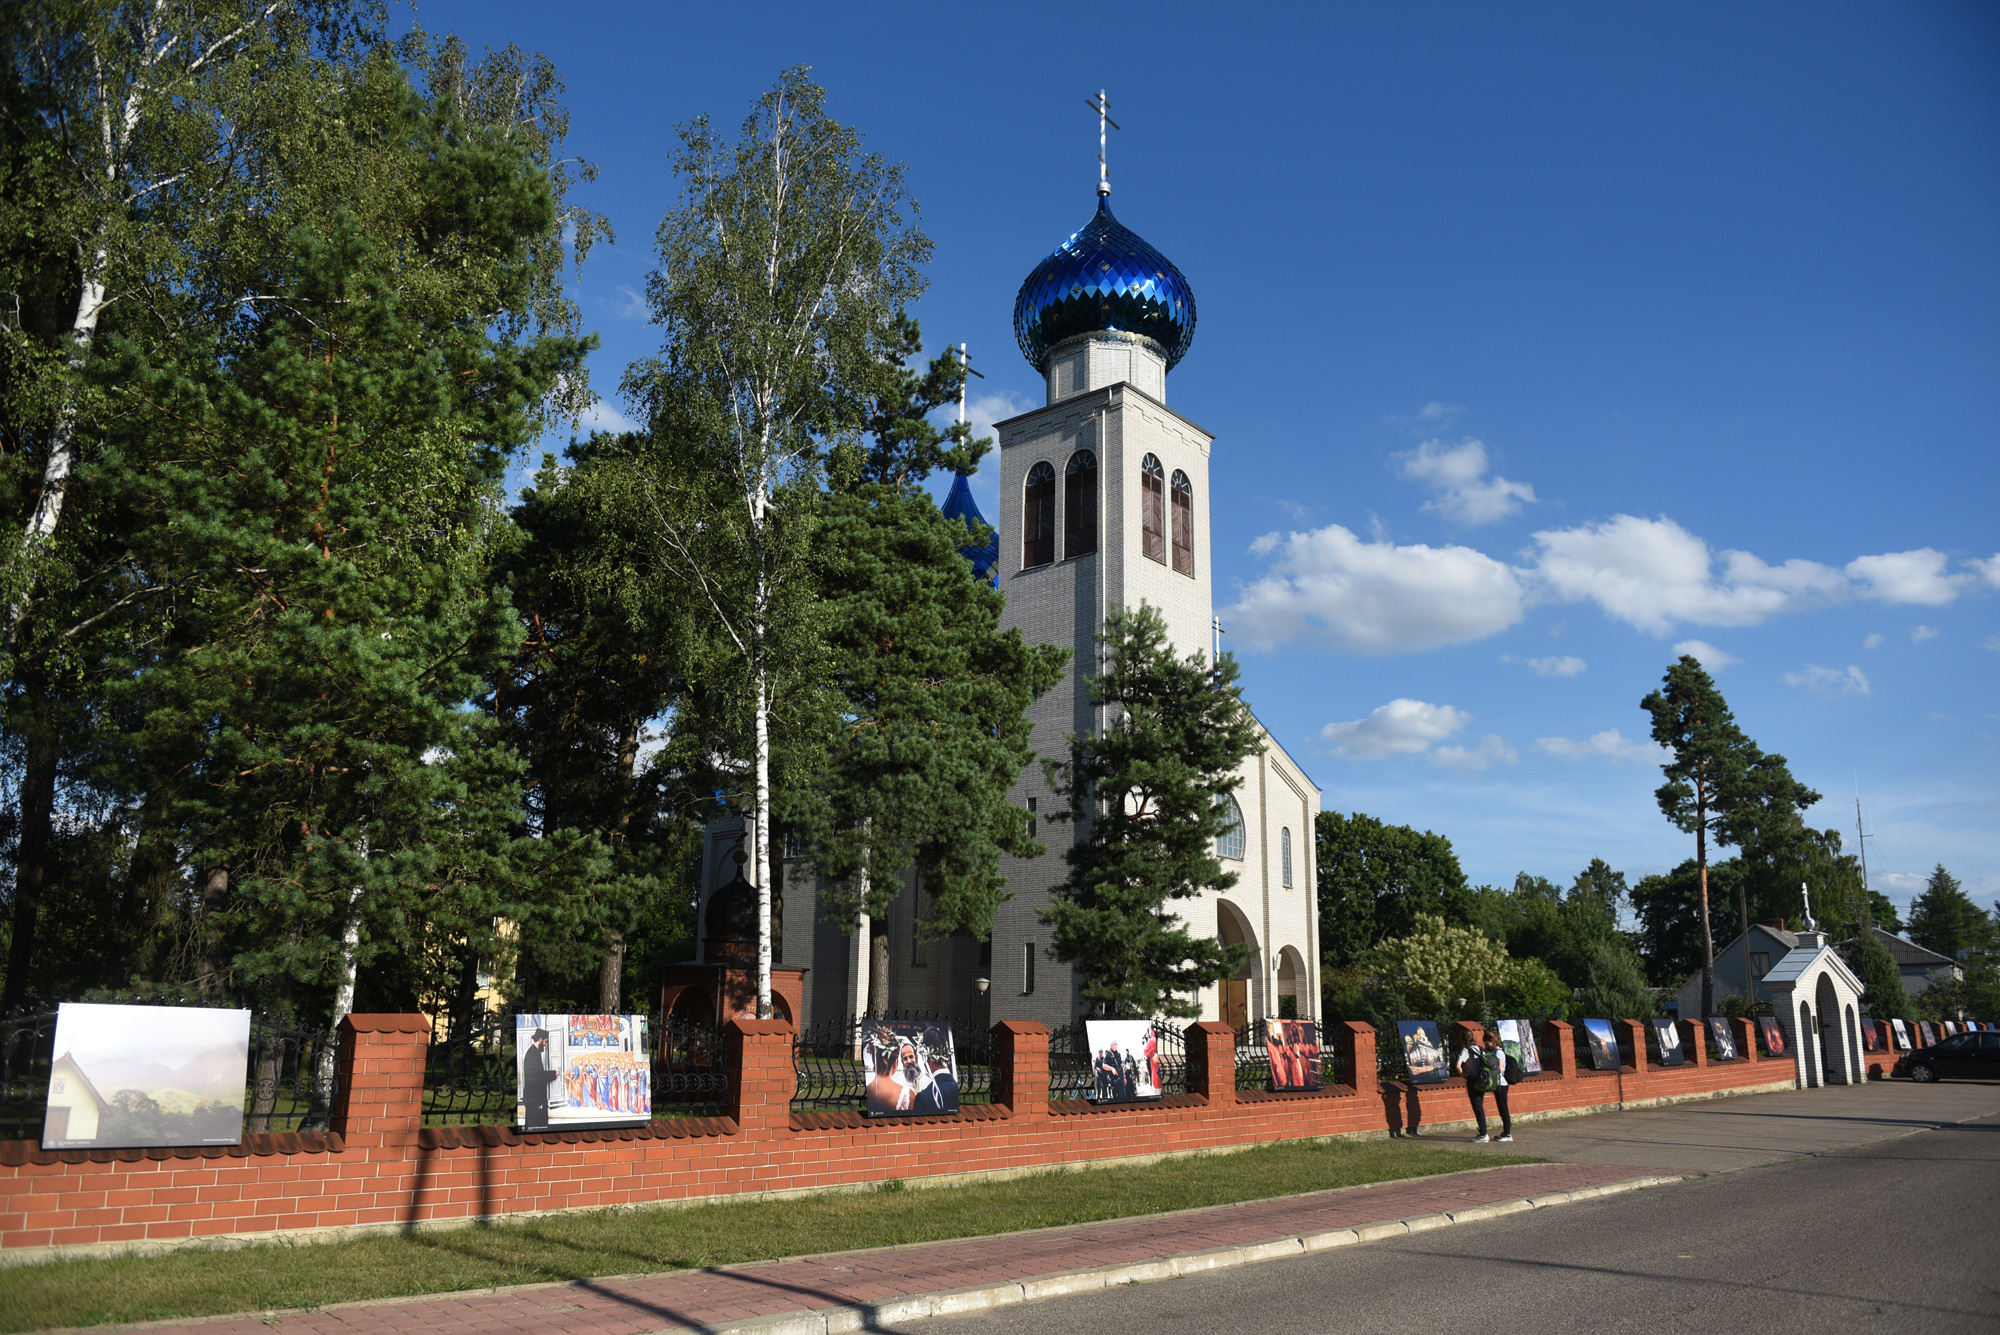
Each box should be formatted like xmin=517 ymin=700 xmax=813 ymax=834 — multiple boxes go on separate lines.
xmin=916 ymin=1112 xmax=2000 ymax=1333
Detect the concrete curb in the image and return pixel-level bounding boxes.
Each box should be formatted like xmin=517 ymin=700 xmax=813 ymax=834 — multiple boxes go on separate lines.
xmin=674 ymin=1172 xmax=1691 ymax=1335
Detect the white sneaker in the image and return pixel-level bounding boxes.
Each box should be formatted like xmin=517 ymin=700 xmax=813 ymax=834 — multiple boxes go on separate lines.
xmin=1498 ymin=1134 xmax=1513 ymax=1142
xmin=1472 ymin=1133 xmax=1490 ymax=1143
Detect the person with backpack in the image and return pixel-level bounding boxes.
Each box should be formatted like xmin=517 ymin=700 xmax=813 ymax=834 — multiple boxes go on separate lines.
xmin=1458 ymin=1028 xmax=1513 ymax=1143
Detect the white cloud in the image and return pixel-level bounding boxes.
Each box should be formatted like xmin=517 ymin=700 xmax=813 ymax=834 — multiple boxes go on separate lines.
xmin=1534 ymin=729 xmax=1667 ymax=766
xmin=609 ymin=284 xmax=649 ymax=321
xmin=1864 ymin=633 xmax=1886 ymax=650
xmin=1431 ymin=735 xmax=1519 ymax=773
xmin=1845 ymin=549 xmax=1970 ymax=605
xmin=1671 ymin=639 xmax=1740 ymax=670
xmin=1972 ymin=554 xmax=2000 ymax=589
xmin=1228 ymin=526 xmax=1525 ymax=655
xmin=965 ymin=390 xmax=1034 ymax=445
xmin=1910 ymin=624 xmax=1939 ymax=643
xmin=1396 ymin=438 xmax=1537 ymax=526
xmin=1986 ymin=635 xmax=2000 ymax=653
xmin=1526 ymin=655 xmax=1587 ymax=677
xmin=1321 ymin=699 xmax=1470 ymax=760
xmin=1415 ymin=401 xmax=1459 ymax=423
xmin=1529 ymin=515 xmax=1846 ymax=634
xmin=578 ymin=399 xmax=637 ymax=434
xmin=1783 ymin=664 xmax=1871 ymax=697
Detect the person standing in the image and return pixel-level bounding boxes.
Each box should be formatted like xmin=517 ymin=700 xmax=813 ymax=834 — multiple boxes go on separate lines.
xmin=522 ymin=1028 xmax=560 ymax=1131
xmin=1458 ymin=1029 xmax=1512 ymax=1143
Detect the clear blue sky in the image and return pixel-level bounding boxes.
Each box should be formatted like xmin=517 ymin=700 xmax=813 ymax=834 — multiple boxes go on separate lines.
xmin=414 ymin=1 xmax=2000 ymax=919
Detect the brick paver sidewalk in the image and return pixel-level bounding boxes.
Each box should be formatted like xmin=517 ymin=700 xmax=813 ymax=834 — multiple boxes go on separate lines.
xmin=104 ymin=1161 xmax=1667 ymax=1335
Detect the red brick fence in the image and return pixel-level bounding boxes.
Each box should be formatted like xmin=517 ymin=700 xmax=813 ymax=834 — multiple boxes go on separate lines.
xmin=0 ymin=1014 xmax=1797 ymax=1263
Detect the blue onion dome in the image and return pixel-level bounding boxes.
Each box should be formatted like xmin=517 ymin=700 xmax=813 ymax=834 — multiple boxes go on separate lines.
xmin=1014 ymin=196 xmax=1196 ymax=372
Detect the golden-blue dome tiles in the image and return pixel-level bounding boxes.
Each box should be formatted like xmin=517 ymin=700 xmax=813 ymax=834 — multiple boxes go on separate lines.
xmin=1014 ymin=197 xmax=1196 ymax=372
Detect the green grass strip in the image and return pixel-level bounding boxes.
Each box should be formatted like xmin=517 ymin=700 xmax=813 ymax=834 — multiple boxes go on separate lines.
xmin=0 ymin=1137 xmax=1533 ymax=1331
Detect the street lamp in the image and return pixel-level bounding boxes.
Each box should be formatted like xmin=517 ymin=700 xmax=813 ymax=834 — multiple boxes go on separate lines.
xmin=973 ymin=977 xmax=990 ymax=995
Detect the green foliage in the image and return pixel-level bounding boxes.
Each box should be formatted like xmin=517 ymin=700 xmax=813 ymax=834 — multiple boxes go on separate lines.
xmin=1470 ymin=865 xmax=1627 ymax=997
xmin=1041 ymin=604 xmax=1260 ymax=1017
xmin=1573 ymin=940 xmax=1658 ymax=1021
xmin=1359 ymin=913 xmax=1513 ymax=1017
xmin=1497 ymin=956 xmax=1571 ymax=1022
xmin=1913 ymin=963 xmax=2000 ymax=1025
xmin=1906 ymin=865 xmax=1999 ymax=963
xmin=1840 ymin=928 xmax=1914 ymax=1021
xmin=1314 ymin=811 xmax=1473 ymax=968
xmin=1631 ymin=858 xmax=1744 ymax=986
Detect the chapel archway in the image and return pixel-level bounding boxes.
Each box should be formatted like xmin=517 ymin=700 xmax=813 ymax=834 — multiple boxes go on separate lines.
xmin=1276 ymin=945 xmax=1306 ymax=1020
xmin=1798 ymin=1000 xmax=1819 ymax=1088
xmin=1216 ymin=900 xmax=1260 ymax=1031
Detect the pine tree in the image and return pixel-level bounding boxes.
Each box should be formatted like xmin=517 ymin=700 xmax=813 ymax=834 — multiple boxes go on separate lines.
xmin=1642 ymin=655 xmax=1819 ymax=1017
xmin=1042 ymin=604 xmax=1261 ymax=1018
xmin=1907 ymin=865 xmax=2000 ymax=962
xmin=1841 ymin=927 xmax=1913 ymax=1022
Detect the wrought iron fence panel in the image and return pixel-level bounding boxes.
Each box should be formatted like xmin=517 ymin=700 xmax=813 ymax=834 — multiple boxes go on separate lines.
xmin=244 ymin=1015 xmax=339 ymax=1134
xmin=0 ymin=1005 xmax=59 ymax=1142
xmin=1046 ymin=1019 xmax=1187 ymax=1100
xmin=653 ymin=1015 xmax=727 ymax=1117
xmin=792 ymin=1013 xmax=992 ymax=1112
xmin=423 ymin=1013 xmax=517 ymax=1126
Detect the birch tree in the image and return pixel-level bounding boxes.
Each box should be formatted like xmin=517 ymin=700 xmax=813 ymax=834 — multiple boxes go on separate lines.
xmin=626 ymin=67 xmax=929 ymax=1017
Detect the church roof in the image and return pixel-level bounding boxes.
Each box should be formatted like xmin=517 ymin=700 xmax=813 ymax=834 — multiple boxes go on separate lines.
xmin=940 ymin=473 xmax=999 ymax=583
xmin=1863 ymin=925 xmax=1954 ymax=968
xmin=1014 ymin=196 xmax=1196 ymax=372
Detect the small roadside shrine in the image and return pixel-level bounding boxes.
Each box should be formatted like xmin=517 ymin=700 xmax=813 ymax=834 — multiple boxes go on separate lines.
xmin=1761 ymin=926 xmax=1867 ymax=1088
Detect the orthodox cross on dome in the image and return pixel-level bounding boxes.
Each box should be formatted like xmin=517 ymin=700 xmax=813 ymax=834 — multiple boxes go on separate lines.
xmin=1085 ymin=89 xmax=1120 ymax=196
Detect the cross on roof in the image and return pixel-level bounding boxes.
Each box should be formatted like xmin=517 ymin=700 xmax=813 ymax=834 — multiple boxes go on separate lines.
xmin=1086 ymin=90 xmax=1120 ymax=196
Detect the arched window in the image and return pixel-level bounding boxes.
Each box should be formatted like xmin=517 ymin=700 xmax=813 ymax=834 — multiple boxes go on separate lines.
xmin=1280 ymin=827 xmax=1293 ymax=887
xmin=1023 ymin=461 xmax=1055 ymax=568
xmin=1064 ymin=450 xmax=1098 ymax=559
xmin=1216 ymin=794 xmax=1246 ymax=861
xmin=1140 ymin=454 xmax=1166 ymax=564
xmin=1171 ymin=469 xmax=1194 ymax=575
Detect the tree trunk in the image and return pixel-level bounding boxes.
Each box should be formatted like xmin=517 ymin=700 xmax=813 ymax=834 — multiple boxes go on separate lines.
xmin=196 ymin=865 xmax=230 ymax=995
xmin=753 ymin=610 xmax=773 ymax=1019
xmin=598 ymin=935 xmax=625 ymax=1014
xmin=451 ymin=948 xmax=480 ymax=1041
xmin=597 ymin=714 xmax=639 ymax=1017
xmin=1697 ymin=819 xmax=1714 ymax=1019
xmin=869 ymin=923 xmax=890 ymax=1016
xmin=2 ymin=730 xmax=58 ymax=1009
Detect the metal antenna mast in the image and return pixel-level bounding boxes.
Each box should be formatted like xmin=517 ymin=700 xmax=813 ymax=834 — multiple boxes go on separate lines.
xmin=1854 ymin=780 xmax=1874 ymax=909
xmin=1086 ymin=90 xmax=1119 ymax=196
xmin=955 ymin=342 xmax=983 ymax=428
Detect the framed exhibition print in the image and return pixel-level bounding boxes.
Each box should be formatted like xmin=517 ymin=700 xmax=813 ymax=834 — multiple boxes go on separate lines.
xmin=516 ymin=1014 xmax=651 ymax=1131
xmin=1396 ymin=1020 xmax=1448 ymax=1084
xmin=1262 ymin=1018 xmax=1323 ymax=1091
xmin=1582 ymin=1019 xmax=1623 ymax=1071
xmin=1498 ymin=1019 xmax=1541 ymax=1075
xmin=1084 ymin=1020 xmax=1163 ymax=1102
xmin=43 ymin=1003 xmax=251 ymax=1150
xmin=1708 ymin=1016 xmax=1739 ymax=1060
xmin=1757 ymin=1016 xmax=1787 ymax=1056
xmin=861 ymin=1021 xmax=960 ymax=1116
xmin=1651 ymin=1017 xmax=1686 ymax=1067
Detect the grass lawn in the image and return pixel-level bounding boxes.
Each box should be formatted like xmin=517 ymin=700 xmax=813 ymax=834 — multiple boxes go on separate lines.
xmin=0 ymin=1136 xmax=1533 ymax=1331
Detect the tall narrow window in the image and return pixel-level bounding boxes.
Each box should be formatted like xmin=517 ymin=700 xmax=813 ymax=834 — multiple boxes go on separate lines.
xmin=1140 ymin=454 xmax=1166 ymax=564
xmin=1023 ymin=461 xmax=1056 ymax=568
xmin=1216 ymin=795 xmax=1246 ymax=861
xmin=1171 ymin=469 xmax=1194 ymax=575
xmin=1280 ymin=827 xmax=1293 ymax=888
xmin=1064 ymin=450 xmax=1098 ymax=559
xmin=1022 ymin=942 xmax=1037 ymax=995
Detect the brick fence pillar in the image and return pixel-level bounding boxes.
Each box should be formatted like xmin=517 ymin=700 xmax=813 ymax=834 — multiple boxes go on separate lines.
xmin=1677 ymin=1018 xmax=1708 ymax=1068
xmin=1731 ymin=1017 xmax=1760 ymax=1064
xmin=331 ymin=1013 xmax=430 ymax=1147
xmin=1186 ymin=1021 xmax=1236 ymax=1107
xmin=1331 ymin=1021 xmax=1374 ymax=1092
xmin=1542 ymin=1021 xmax=1575 ymax=1081
xmin=990 ymin=1020 xmax=1048 ymax=1119
xmin=1616 ymin=1019 xmax=1650 ymax=1075
xmin=724 ymin=1017 xmax=795 ymax=1137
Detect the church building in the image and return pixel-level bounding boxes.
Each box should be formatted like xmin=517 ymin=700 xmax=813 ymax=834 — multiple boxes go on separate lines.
xmin=683 ymin=154 xmax=1322 ymax=1036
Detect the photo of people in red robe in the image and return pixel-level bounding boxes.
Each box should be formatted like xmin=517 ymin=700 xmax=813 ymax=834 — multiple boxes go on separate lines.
xmin=1262 ymin=1018 xmax=1323 ymax=1091
xmin=1083 ymin=1020 xmax=1162 ymax=1103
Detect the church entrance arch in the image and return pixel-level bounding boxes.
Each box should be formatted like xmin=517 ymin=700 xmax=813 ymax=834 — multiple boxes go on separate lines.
xmin=1797 ymin=1000 xmax=1818 ymax=1088
xmin=1276 ymin=946 xmax=1306 ymax=1020
xmin=1216 ymin=900 xmax=1260 ymax=1032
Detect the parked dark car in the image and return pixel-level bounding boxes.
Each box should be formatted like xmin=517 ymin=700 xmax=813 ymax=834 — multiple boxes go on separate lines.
xmin=1893 ymin=1031 xmax=2000 ymax=1082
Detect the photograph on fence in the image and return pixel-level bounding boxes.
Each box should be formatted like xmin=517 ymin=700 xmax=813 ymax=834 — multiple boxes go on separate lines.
xmin=1651 ymin=1017 xmax=1686 ymax=1067
xmin=1757 ymin=1017 xmax=1787 ymax=1056
xmin=1708 ymin=1016 xmax=1740 ymax=1060
xmin=1582 ymin=1018 xmax=1623 ymax=1071
xmin=516 ymin=1014 xmax=651 ymax=1131
xmin=1262 ymin=1019 xmax=1322 ymax=1091
xmin=1918 ymin=1021 xmax=1937 ymax=1045
xmin=1084 ymin=1020 xmax=1162 ymax=1102
xmin=43 ymin=1004 xmax=252 ymax=1150
xmin=1397 ymin=1020 xmax=1448 ymax=1084
xmin=1497 ymin=1019 xmax=1540 ymax=1074
xmin=863 ymin=1021 xmax=960 ymax=1116
xmin=1891 ymin=1018 xmax=1911 ymax=1050
xmin=1861 ymin=1021 xmax=1881 ymax=1052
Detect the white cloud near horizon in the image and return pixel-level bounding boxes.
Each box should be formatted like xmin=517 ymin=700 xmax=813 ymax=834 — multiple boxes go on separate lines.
xmin=1230 ymin=511 xmax=1994 ymax=656
xmin=1229 ymin=526 xmax=1526 ymax=654
xmin=1322 ymin=698 xmax=1471 ymax=759
xmin=578 ymin=398 xmax=637 ymax=434
xmin=1671 ymin=639 xmax=1740 ymax=670
xmin=1395 ymin=438 xmax=1537 ymax=526
xmin=1534 ymin=729 xmax=1667 ymax=766
xmin=1783 ymin=663 xmax=1871 ymax=697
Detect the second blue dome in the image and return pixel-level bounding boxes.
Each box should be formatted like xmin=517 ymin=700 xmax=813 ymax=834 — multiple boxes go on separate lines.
xmin=1014 ymin=196 xmax=1196 ymax=373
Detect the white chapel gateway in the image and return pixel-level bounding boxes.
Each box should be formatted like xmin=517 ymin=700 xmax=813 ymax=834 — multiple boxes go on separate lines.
xmin=691 ymin=106 xmax=1322 ymax=1033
